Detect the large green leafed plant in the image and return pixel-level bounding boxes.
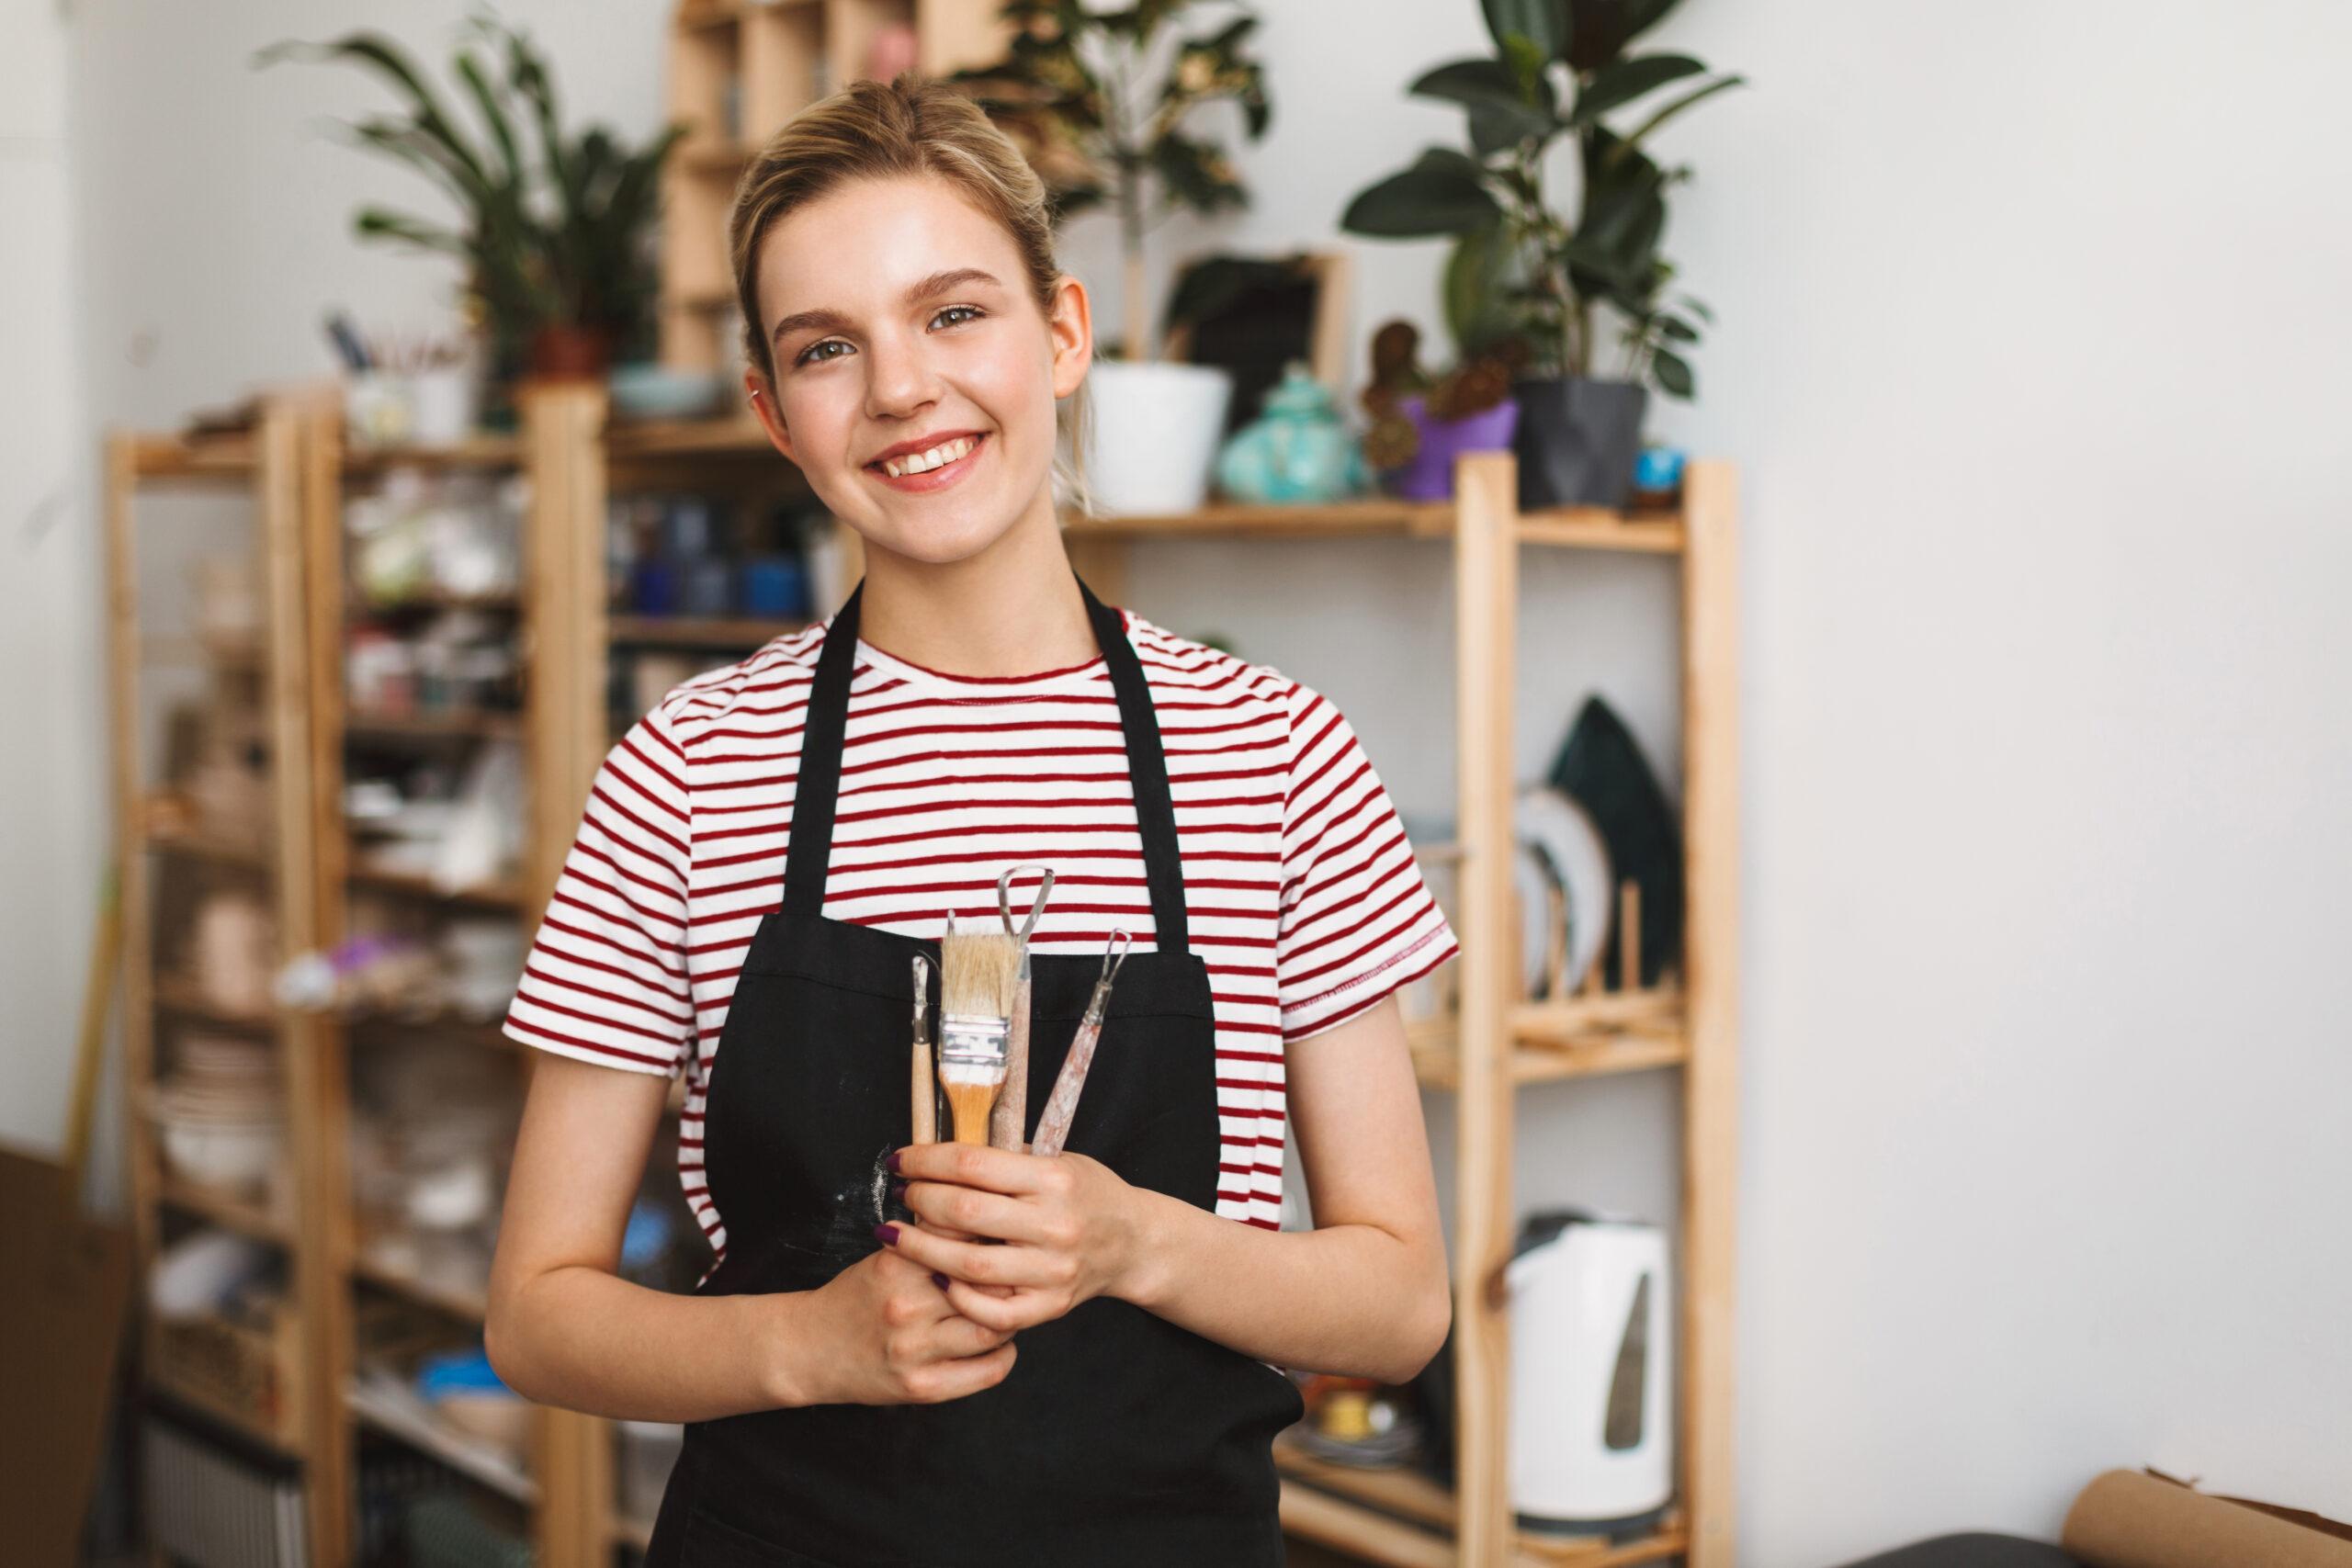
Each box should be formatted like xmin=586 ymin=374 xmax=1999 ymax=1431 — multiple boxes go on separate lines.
xmin=941 ymin=0 xmax=1271 ymax=361
xmin=255 ymin=9 xmax=685 ymax=377
xmin=1340 ymin=0 xmax=1742 ymax=399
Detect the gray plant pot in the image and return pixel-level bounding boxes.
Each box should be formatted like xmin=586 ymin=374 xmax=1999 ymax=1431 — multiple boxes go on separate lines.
xmin=1512 ymin=376 xmax=1649 ymax=510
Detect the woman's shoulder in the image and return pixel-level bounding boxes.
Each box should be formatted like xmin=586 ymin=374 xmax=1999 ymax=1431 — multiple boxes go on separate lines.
xmin=1123 ymin=610 xmax=1331 ymax=730
xmin=620 ymin=620 xmax=832 ymax=750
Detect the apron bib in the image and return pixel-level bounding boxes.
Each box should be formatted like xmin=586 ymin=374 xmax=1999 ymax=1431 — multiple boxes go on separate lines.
xmin=644 ymin=576 xmax=1305 ymax=1567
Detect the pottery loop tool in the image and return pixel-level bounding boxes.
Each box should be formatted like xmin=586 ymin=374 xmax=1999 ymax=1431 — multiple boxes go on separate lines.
xmin=990 ymin=864 xmax=1055 ymax=1152
xmin=1030 ymin=930 xmax=1132 ymax=1159
xmin=908 ymin=953 xmax=935 ymax=1145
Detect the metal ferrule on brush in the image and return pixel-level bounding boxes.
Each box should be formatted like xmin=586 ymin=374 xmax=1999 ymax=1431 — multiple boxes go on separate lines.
xmin=938 ymin=1010 xmax=1009 ymax=1072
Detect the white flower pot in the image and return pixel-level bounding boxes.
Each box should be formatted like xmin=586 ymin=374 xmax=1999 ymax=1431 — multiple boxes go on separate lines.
xmin=1080 ymin=360 xmax=1233 ymax=515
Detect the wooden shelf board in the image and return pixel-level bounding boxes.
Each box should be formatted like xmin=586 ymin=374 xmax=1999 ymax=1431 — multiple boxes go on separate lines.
xmin=153 ymin=976 xmax=277 ymax=1032
xmin=159 ymin=1176 xmax=292 ymax=1244
xmin=1069 ymin=498 xmax=1456 ymax=539
xmin=351 ymin=588 xmax=520 ymax=615
xmin=343 ymin=1011 xmax=518 ymax=1050
xmin=608 ymin=615 xmax=807 ymax=649
xmin=341 ymin=434 xmax=523 ymax=476
xmin=346 ymin=1377 xmax=537 ymax=1504
xmin=346 ymin=863 xmax=524 ymax=910
xmin=351 ymin=1251 xmax=490 ymax=1323
xmin=127 ymin=433 xmax=261 ymax=479
xmin=1275 ymin=1438 xmax=1687 ymax=1568
xmin=146 ymin=821 xmax=271 ymax=871
xmin=1517 ymin=509 xmax=1684 ymax=553
xmin=604 ymin=416 xmax=778 ymax=457
xmin=1408 ymin=1001 xmax=1690 ymax=1089
xmin=345 ymin=707 xmax=522 ymax=741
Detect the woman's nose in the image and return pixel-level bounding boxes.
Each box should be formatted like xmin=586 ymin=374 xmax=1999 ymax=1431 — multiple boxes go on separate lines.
xmin=863 ymin=330 xmax=942 ymax=419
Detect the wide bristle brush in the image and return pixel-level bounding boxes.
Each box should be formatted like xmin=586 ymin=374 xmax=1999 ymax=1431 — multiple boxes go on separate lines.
xmin=937 ymin=909 xmax=1021 ymax=1146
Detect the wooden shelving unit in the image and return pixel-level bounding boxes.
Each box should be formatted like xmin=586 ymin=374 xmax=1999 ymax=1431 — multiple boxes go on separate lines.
xmin=657 ymin=0 xmax=1016 ymax=374
xmin=110 ymin=380 xmax=1737 ymax=1565
xmin=106 ymin=401 xmax=337 ymax=1541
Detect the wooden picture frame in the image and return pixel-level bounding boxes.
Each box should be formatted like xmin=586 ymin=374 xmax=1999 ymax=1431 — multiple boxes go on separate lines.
xmin=1161 ymin=248 xmax=1352 ymax=437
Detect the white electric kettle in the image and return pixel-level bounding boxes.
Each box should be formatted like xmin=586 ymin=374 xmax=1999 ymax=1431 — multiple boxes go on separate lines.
xmin=1503 ymin=1209 xmax=1674 ymax=1534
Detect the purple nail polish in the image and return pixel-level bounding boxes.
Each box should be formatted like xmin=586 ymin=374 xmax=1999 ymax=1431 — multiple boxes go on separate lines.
xmin=887 ymin=1148 xmax=903 ymax=1173
xmin=889 ymin=1180 xmax=907 ymax=1203
xmin=875 ymin=1223 xmax=899 ymax=1246
xmin=932 ymin=1271 xmax=949 ymax=1290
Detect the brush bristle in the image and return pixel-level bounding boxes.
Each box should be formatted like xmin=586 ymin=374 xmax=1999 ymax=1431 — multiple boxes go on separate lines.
xmin=941 ymin=926 xmax=1020 ymax=1019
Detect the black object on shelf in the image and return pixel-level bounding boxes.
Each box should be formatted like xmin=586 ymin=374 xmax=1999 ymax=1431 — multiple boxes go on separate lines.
xmin=1546 ymin=694 xmax=1684 ymax=990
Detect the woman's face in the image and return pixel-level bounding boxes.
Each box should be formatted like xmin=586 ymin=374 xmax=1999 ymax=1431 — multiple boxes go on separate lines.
xmin=744 ymin=175 xmax=1089 ymax=566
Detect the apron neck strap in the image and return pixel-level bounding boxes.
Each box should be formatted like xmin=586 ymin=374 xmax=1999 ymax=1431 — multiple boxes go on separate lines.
xmin=781 ymin=573 xmax=1191 ymax=955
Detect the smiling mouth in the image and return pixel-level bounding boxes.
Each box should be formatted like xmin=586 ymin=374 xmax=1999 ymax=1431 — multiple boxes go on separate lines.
xmin=865 ymin=431 xmax=989 ymax=491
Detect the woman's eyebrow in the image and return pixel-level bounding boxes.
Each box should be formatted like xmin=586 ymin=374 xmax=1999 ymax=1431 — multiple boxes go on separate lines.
xmin=770 ymin=267 xmax=1005 ymax=346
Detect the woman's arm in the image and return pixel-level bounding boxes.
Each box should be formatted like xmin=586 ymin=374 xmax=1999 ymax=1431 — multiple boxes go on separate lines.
xmin=1133 ymin=991 xmax=1452 ymax=1382
xmin=484 ymin=1055 xmax=811 ymax=1420
xmin=888 ymin=992 xmax=1452 ymax=1385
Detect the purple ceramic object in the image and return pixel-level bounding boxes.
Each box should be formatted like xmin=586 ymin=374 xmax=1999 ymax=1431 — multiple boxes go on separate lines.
xmin=1385 ymin=393 xmax=1521 ymax=501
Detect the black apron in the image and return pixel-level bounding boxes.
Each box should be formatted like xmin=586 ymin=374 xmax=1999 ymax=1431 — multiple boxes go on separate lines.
xmin=644 ymin=575 xmax=1305 ymax=1567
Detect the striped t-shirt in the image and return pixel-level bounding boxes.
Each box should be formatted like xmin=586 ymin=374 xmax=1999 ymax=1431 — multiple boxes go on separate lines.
xmin=503 ymin=604 xmax=1460 ymax=1257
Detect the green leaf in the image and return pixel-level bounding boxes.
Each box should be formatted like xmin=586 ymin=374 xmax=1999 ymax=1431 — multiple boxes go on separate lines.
xmin=354 ymin=207 xmax=469 ymax=255
xmin=1651 ymin=345 xmax=1694 ymax=398
xmin=254 ymin=33 xmax=492 ymax=193
xmin=1611 ymin=73 xmax=1745 ymax=158
xmin=1480 ymin=0 xmax=1567 ymax=62
xmin=1442 ymin=221 xmax=1514 ymax=352
xmin=1566 ymin=0 xmax=1683 ymax=72
xmin=1572 ymin=54 xmax=1707 ymax=124
xmin=1411 ymin=57 xmax=1553 ymax=116
xmin=1339 ymin=147 xmax=1500 ymax=238
xmin=454 ymin=51 xmax=523 ymax=191
xmin=1658 ymin=313 xmax=1699 ymax=342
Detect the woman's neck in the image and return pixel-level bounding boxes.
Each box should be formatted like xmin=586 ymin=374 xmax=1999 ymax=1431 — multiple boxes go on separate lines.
xmin=854 ymin=511 xmax=1098 ymax=679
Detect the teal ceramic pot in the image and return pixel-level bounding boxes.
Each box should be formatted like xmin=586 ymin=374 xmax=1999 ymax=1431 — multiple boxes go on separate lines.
xmin=1215 ymin=363 xmax=1369 ymax=503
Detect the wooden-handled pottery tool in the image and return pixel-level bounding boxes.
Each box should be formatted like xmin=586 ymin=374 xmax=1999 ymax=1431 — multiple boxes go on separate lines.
xmin=1030 ymin=930 xmax=1131 ymax=1159
xmin=909 ymin=953 xmax=935 ymax=1145
xmin=989 ymin=864 xmax=1055 ymax=1152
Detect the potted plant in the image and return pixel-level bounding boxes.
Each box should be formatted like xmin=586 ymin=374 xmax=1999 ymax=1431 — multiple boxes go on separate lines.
xmin=256 ymin=13 xmax=685 ymax=416
xmin=944 ymin=0 xmax=1271 ymax=513
xmin=1360 ymin=320 xmax=1528 ymax=502
xmin=1340 ymin=0 xmax=1742 ymax=507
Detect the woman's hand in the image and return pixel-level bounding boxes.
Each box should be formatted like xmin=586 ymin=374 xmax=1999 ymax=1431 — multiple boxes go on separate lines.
xmin=881 ymin=1142 xmax=1154 ymax=1334
xmin=801 ymin=1237 xmax=1018 ymax=1406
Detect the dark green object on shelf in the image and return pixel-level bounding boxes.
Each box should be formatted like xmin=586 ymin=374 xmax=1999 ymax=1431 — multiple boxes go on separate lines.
xmin=1547 ymin=694 xmax=1682 ymax=989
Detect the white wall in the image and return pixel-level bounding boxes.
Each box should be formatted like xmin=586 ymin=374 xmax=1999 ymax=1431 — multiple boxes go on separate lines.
xmin=0 ymin=0 xmax=101 ymax=1160
xmin=17 ymin=2 xmax=2350 ymax=1563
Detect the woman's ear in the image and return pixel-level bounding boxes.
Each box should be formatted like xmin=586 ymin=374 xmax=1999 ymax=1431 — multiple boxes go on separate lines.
xmin=1047 ymin=274 xmax=1092 ymax=400
xmin=745 ymin=370 xmax=793 ymax=462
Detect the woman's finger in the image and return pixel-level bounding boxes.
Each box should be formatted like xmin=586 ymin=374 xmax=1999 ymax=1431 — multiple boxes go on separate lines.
xmin=900 ymin=1178 xmax=1051 ymax=1245
xmin=882 ymin=1220 xmax=1053 ymax=1290
xmin=891 ymin=1139 xmax=1057 ymax=1197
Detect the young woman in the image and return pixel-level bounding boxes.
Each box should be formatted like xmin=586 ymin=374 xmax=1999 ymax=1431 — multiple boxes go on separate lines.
xmin=486 ymin=73 xmax=1458 ymax=1567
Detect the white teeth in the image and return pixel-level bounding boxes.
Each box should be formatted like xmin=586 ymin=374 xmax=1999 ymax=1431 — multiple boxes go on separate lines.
xmin=881 ymin=434 xmax=977 ymax=478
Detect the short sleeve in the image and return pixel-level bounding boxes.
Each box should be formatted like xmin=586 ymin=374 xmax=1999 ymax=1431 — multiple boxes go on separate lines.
xmin=502 ymin=706 xmax=696 ymax=1075
xmin=1275 ymin=682 xmax=1462 ymax=1043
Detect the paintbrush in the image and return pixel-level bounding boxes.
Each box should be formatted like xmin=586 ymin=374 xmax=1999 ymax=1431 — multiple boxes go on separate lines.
xmin=1030 ymin=931 xmax=1132 ymax=1159
xmin=910 ymin=953 xmax=935 ymax=1145
xmin=938 ymin=909 xmax=1021 ymax=1146
xmin=989 ymin=865 xmax=1055 ymax=1152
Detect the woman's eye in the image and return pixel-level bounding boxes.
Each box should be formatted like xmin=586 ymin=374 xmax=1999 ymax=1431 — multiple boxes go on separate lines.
xmin=792 ymin=306 xmax=984 ymax=368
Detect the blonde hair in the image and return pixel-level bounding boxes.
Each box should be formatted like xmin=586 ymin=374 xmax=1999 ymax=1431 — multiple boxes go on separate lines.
xmin=728 ymin=72 xmax=1093 ymax=518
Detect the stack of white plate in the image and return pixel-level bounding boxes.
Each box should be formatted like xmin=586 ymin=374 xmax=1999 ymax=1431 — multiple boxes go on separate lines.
xmin=152 ymin=1033 xmax=284 ymax=1192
